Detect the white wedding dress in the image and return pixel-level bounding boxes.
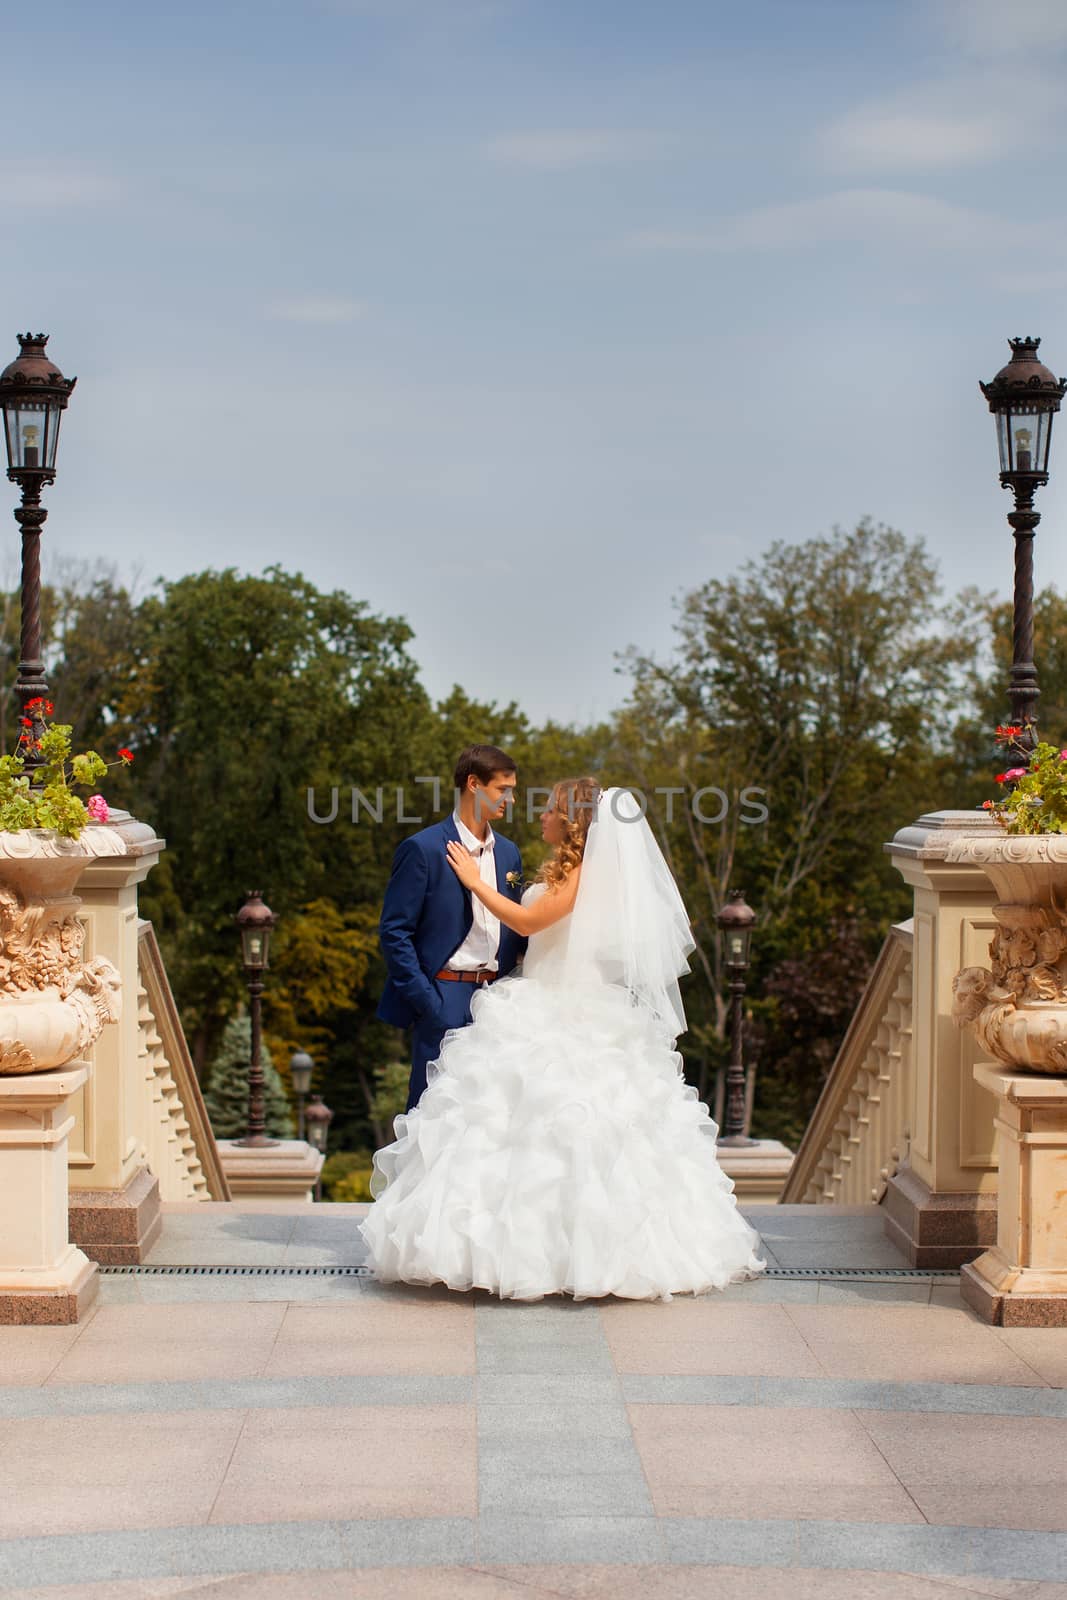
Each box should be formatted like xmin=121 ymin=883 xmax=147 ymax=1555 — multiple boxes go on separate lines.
xmin=358 ymin=792 xmax=768 ymax=1303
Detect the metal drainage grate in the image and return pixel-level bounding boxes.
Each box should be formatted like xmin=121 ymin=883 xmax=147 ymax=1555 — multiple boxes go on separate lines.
xmin=98 ymin=1263 xmax=958 ymax=1281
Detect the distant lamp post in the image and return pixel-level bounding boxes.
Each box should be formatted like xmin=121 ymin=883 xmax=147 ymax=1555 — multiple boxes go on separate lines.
xmin=234 ymin=890 xmax=279 ymax=1149
xmin=716 ymin=889 xmax=758 ymax=1147
xmin=304 ymin=1093 xmax=334 ymax=1201
xmin=290 ymin=1048 xmax=314 ymax=1142
xmin=0 ymin=334 xmax=76 ymax=772
xmin=980 ymin=336 xmax=1067 ymax=765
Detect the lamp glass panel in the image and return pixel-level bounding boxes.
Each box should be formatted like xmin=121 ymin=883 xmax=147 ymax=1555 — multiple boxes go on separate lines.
xmin=1004 ymin=407 xmax=1055 ymax=474
xmin=995 ymin=412 xmax=1010 ymax=474
xmin=727 ymin=929 xmax=749 ymax=962
xmin=2 ymin=400 xmax=59 ymax=471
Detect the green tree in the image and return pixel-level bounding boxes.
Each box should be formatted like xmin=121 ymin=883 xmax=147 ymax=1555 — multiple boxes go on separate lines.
xmin=614 ymin=520 xmax=974 ymax=1118
xmin=203 ymin=1013 xmax=294 ymax=1140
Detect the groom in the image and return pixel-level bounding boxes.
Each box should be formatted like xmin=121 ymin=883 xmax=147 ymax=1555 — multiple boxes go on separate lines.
xmin=377 ymin=745 xmax=527 ymax=1112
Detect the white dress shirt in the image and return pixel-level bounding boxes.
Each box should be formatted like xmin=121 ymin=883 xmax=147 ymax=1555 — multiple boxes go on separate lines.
xmin=447 ymin=809 xmax=501 ymax=971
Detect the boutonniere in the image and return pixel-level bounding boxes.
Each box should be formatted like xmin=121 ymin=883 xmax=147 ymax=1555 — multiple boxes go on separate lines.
xmin=505 ymin=869 xmax=525 ymax=893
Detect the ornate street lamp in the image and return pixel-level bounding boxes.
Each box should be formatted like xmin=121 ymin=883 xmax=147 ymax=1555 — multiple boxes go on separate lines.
xmin=715 ymin=889 xmax=758 ymax=1147
xmin=290 ymin=1048 xmax=314 ymax=1142
xmin=980 ymin=336 xmax=1067 ymax=764
xmin=0 ymin=334 xmax=76 ymax=773
xmin=304 ymin=1093 xmax=334 ymax=1201
xmin=234 ymin=890 xmax=279 ymax=1148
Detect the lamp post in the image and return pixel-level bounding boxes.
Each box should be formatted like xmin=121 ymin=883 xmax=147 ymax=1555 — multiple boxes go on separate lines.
xmin=980 ymin=337 xmax=1066 ymax=766
xmin=0 ymin=335 xmax=76 ymax=774
xmin=304 ymin=1093 xmax=334 ymax=1201
xmin=290 ymin=1048 xmax=314 ymax=1142
xmin=715 ymin=889 xmax=758 ymax=1147
xmin=234 ymin=890 xmax=279 ymax=1149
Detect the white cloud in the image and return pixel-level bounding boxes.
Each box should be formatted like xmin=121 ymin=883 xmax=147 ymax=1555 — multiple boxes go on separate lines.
xmin=486 ymin=129 xmax=671 ymax=170
xmin=0 ymin=165 xmax=122 ymax=210
xmin=267 ymin=297 xmax=367 ymax=324
xmin=629 ymin=188 xmax=999 ymax=254
xmin=940 ymin=0 xmax=1067 ymax=55
xmin=819 ymin=107 xmax=1001 ymax=173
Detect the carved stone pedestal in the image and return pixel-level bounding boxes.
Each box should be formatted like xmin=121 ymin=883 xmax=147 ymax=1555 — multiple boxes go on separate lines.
xmin=217 ymin=1139 xmax=324 ymax=1202
xmin=961 ymin=1063 xmax=1067 ymax=1326
xmin=710 ymin=1137 xmax=795 ymax=1203
xmin=883 ymin=811 xmax=1003 ymax=1265
xmin=66 ymin=810 xmax=165 ymax=1261
xmin=0 ymin=1063 xmax=99 ymax=1324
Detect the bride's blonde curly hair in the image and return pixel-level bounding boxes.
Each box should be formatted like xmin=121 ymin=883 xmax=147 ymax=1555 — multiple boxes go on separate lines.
xmin=536 ymin=775 xmax=602 ymax=889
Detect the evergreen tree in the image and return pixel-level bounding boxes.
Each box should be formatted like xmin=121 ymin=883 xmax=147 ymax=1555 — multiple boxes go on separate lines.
xmin=203 ymin=1013 xmax=294 ymax=1140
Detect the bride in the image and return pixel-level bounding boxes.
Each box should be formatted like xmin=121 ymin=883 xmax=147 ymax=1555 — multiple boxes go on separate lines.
xmin=358 ymin=777 xmax=768 ymax=1302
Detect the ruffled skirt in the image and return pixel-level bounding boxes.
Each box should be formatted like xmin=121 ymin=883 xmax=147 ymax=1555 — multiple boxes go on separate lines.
xmin=357 ymin=972 xmax=769 ymax=1302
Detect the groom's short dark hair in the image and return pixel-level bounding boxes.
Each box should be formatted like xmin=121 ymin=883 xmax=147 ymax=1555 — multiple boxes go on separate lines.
xmin=454 ymin=745 xmax=517 ymax=791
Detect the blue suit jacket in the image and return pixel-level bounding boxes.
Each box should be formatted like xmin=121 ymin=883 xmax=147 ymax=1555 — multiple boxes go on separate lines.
xmin=377 ymin=815 xmax=528 ymax=1029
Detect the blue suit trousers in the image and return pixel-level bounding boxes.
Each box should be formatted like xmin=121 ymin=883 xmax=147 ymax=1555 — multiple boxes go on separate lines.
xmin=406 ymin=978 xmax=478 ymax=1113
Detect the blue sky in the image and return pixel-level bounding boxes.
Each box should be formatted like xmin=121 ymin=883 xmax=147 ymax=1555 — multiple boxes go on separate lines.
xmin=4 ymin=0 xmax=1067 ymax=725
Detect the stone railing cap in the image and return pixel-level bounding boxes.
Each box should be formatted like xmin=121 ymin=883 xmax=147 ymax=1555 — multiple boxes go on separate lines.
xmin=0 ymin=824 xmax=130 ymax=860
xmin=885 ymin=810 xmax=1006 ymax=861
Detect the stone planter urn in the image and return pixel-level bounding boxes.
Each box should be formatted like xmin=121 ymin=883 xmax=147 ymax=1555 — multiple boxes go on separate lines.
xmin=0 ymin=824 xmax=127 ymax=1322
xmin=0 ymin=826 xmax=124 ymax=1073
xmin=948 ymin=833 xmax=1067 ymax=1073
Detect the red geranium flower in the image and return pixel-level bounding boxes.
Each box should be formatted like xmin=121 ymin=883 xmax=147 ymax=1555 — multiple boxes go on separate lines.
xmin=117 ymin=748 xmax=134 ymax=764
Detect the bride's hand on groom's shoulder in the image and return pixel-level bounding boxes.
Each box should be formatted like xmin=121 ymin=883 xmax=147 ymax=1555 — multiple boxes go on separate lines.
xmin=445 ymin=839 xmax=481 ymax=888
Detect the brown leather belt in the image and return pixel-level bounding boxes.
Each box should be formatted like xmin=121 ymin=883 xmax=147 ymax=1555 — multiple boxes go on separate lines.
xmin=435 ymin=968 xmax=497 ymax=985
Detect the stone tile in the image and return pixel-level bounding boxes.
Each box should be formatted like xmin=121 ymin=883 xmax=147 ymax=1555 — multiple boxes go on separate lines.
xmin=600 ymin=1303 xmax=823 ymax=1377
xmin=629 ymin=1403 xmax=923 ymax=1523
xmin=264 ymin=1336 xmax=473 ymax=1378
xmin=0 ymin=1518 xmax=354 ymax=1589
xmin=476 ymin=1307 xmax=605 ymax=1345
xmin=799 ymin=1521 xmax=1067 ymax=1585
xmin=477 ymin=1402 xmax=635 ymax=1441
xmin=476 ymin=1341 xmax=616 ymax=1376
xmin=280 ymin=1246 xmax=369 ymax=1265
xmin=475 ymin=1515 xmax=665 ymax=1564
xmin=768 ymin=1242 xmax=914 ymax=1268
xmin=278 ymin=1301 xmax=472 ymax=1339
xmin=0 ymin=1322 xmax=84 ymax=1385
xmin=478 ymin=1435 xmax=649 ymax=1478
xmin=757 ymin=1213 xmax=893 ymax=1238
xmin=996 ymin=1328 xmax=1067 ymax=1387
xmin=710 ymin=1277 xmax=823 ymax=1305
xmin=815 ymin=1283 xmax=932 ymax=1307
xmin=2 ymin=1372 xmax=474 ymax=1420
xmin=210 ymin=1404 xmax=477 ymax=1524
xmin=141 ymin=1242 xmax=297 ymax=1266
xmin=478 ymin=1470 xmax=653 ymax=1517
xmin=47 ymin=1306 xmax=283 ymax=1386
xmin=0 ymin=1408 xmax=244 ymax=1537
xmin=262 ymin=1300 xmax=474 ymax=1377
xmin=861 ymin=1411 xmax=1067 ymax=1530
xmin=17 ymin=1573 xmax=1064 ymax=1600
xmin=476 ymin=1375 xmax=623 ymax=1406
xmin=785 ymin=1304 xmax=1048 ymax=1386
xmin=72 ymin=1302 xmax=287 ymax=1342
xmin=155 ymin=1212 xmax=295 ymax=1241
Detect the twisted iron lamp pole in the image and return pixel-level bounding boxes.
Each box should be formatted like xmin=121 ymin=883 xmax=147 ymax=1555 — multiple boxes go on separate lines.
xmin=235 ymin=890 xmax=279 ymax=1148
xmin=716 ymin=889 xmax=759 ymax=1147
xmin=980 ymin=337 xmax=1066 ymax=766
xmin=0 ymin=335 xmax=76 ymax=773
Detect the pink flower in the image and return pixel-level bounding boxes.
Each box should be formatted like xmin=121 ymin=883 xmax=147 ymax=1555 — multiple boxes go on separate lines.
xmin=1059 ymin=750 xmax=1067 ymax=761
xmin=1004 ymin=767 xmax=1028 ymax=780
xmin=86 ymin=794 xmax=109 ymax=823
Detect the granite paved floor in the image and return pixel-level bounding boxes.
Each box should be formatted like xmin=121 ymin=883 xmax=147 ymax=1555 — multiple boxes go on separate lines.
xmin=2 ymin=1201 xmax=1067 ymax=1599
